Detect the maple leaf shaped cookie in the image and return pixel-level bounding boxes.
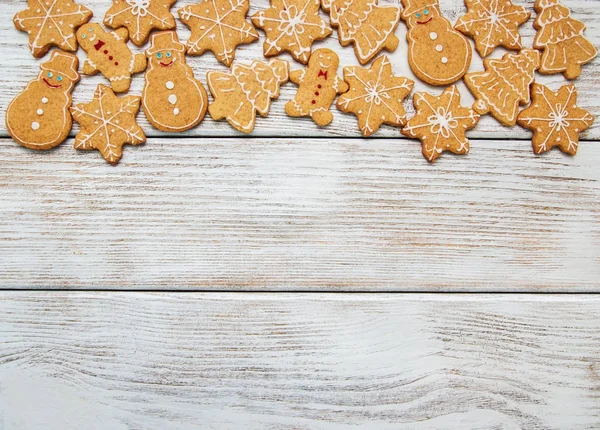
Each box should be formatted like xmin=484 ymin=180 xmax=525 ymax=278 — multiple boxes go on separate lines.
xmin=402 ymin=86 xmax=480 ymax=163
xmin=71 ymin=85 xmax=146 ymax=165
xmin=104 ymin=0 xmax=177 ymax=46
xmin=455 ymin=0 xmax=530 ymax=58
xmin=251 ymin=0 xmax=332 ymax=64
xmin=179 ymin=0 xmax=259 ymax=67
xmin=14 ymin=0 xmax=92 ymax=58
xmin=517 ymin=83 xmax=594 ymax=155
xmin=337 ymin=56 xmax=414 ymax=136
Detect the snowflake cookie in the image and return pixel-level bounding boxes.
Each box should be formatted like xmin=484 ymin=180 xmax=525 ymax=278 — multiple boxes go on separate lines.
xmin=104 ymin=0 xmax=177 ymax=46
xmin=455 ymin=0 xmax=531 ymax=58
xmin=14 ymin=0 xmax=92 ymax=58
xmin=179 ymin=0 xmax=259 ymax=67
xmin=402 ymin=86 xmax=480 ymax=163
xmin=337 ymin=56 xmax=414 ymax=136
xmin=251 ymin=0 xmax=332 ymax=64
xmin=71 ymin=85 xmax=146 ymax=165
xmin=517 ymin=83 xmax=594 ymax=155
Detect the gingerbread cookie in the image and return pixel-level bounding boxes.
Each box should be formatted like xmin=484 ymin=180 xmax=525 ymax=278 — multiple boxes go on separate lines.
xmin=321 ymin=0 xmax=400 ymax=65
xmin=71 ymin=84 xmax=145 ymax=165
xmin=76 ymin=23 xmax=146 ymax=93
xmin=401 ymin=0 xmax=472 ymax=86
xmin=251 ymin=0 xmax=332 ymax=64
xmin=533 ymin=0 xmax=597 ymax=80
xmin=6 ymin=51 xmax=79 ymax=150
xmin=465 ymin=49 xmax=540 ymax=126
xmin=14 ymin=0 xmax=92 ymax=58
xmin=455 ymin=0 xmax=530 ymax=58
xmin=285 ymin=48 xmax=347 ymax=127
xmin=179 ymin=0 xmax=258 ymax=67
xmin=207 ymin=59 xmax=289 ymax=133
xmin=402 ymin=86 xmax=480 ymax=162
xmin=143 ymin=31 xmax=208 ymax=132
xmin=104 ymin=0 xmax=177 ymax=46
xmin=336 ymin=56 xmax=414 ymax=136
xmin=517 ymin=83 xmax=594 ymax=155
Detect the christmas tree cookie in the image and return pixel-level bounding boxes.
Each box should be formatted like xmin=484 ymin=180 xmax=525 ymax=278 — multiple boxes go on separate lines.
xmin=517 ymin=83 xmax=594 ymax=155
xmin=402 ymin=86 xmax=480 ymax=162
xmin=321 ymin=0 xmax=401 ymax=65
xmin=337 ymin=56 xmax=414 ymax=136
xmin=465 ymin=49 xmax=540 ymax=126
xmin=207 ymin=59 xmax=289 ymax=133
xmin=401 ymin=0 xmax=472 ymax=86
xmin=6 ymin=51 xmax=79 ymax=150
xmin=533 ymin=0 xmax=597 ymax=80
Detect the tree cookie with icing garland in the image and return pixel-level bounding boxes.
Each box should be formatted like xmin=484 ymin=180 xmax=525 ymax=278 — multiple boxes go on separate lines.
xmin=517 ymin=83 xmax=594 ymax=155
xmin=6 ymin=51 xmax=80 ymax=150
xmin=401 ymin=0 xmax=472 ymax=86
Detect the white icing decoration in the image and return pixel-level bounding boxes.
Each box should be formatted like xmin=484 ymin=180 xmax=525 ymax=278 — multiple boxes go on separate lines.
xmin=168 ymin=94 xmax=177 ymax=104
xmin=37 ymin=109 xmax=44 ymax=115
xmin=31 ymin=121 xmax=40 ymax=130
xmin=173 ymin=108 xmax=180 ymax=115
xmin=436 ymin=44 xmax=443 ymax=52
xmin=430 ymin=32 xmax=438 ymax=40
xmin=441 ymin=57 xmax=448 ymax=64
xmin=41 ymin=97 xmax=49 ymax=104
xmin=166 ymin=80 xmax=175 ymax=90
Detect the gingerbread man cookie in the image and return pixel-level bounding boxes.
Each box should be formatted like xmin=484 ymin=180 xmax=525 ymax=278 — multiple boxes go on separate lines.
xmin=401 ymin=0 xmax=472 ymax=86
xmin=285 ymin=48 xmax=348 ymax=127
xmin=207 ymin=59 xmax=289 ymax=133
xmin=179 ymin=0 xmax=259 ymax=67
xmin=104 ymin=0 xmax=177 ymax=46
xmin=402 ymin=86 xmax=480 ymax=162
xmin=143 ymin=31 xmax=208 ymax=132
xmin=517 ymin=83 xmax=594 ymax=155
xmin=251 ymin=0 xmax=332 ymax=64
xmin=14 ymin=0 xmax=92 ymax=58
xmin=76 ymin=23 xmax=147 ymax=93
xmin=6 ymin=51 xmax=80 ymax=150
xmin=455 ymin=0 xmax=531 ymax=58
xmin=321 ymin=0 xmax=400 ymax=65
xmin=337 ymin=56 xmax=414 ymax=136
xmin=533 ymin=0 xmax=597 ymax=80
xmin=71 ymin=84 xmax=145 ymax=165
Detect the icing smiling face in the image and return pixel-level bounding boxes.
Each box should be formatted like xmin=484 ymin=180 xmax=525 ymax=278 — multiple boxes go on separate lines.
xmin=311 ymin=48 xmax=339 ymax=72
xmin=406 ymin=5 xmax=441 ymax=27
xmin=149 ymin=49 xmax=181 ymax=68
xmin=41 ymin=70 xmax=68 ymax=89
xmin=76 ymin=24 xmax=103 ymax=51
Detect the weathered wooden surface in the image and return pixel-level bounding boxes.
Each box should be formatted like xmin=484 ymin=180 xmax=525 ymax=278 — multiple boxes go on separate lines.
xmin=1 ymin=137 xmax=598 ymax=290
xmin=0 ymin=293 xmax=598 ymax=429
xmin=0 ymin=0 xmax=598 ymax=139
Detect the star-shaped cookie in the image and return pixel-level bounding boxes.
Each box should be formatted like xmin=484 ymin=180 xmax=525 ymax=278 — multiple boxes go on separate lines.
xmin=104 ymin=0 xmax=177 ymax=46
xmin=337 ymin=56 xmax=414 ymax=136
xmin=455 ymin=0 xmax=530 ymax=58
xmin=179 ymin=0 xmax=259 ymax=66
xmin=517 ymin=83 xmax=594 ymax=155
xmin=402 ymin=86 xmax=480 ymax=163
xmin=71 ymin=85 xmax=146 ymax=165
xmin=14 ymin=0 xmax=92 ymax=58
xmin=251 ymin=0 xmax=332 ymax=64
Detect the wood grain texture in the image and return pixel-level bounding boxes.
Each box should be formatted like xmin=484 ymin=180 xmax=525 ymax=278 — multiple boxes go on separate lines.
xmin=1 ymin=137 xmax=598 ymax=291
xmin=0 ymin=292 xmax=599 ymax=429
xmin=0 ymin=0 xmax=598 ymax=139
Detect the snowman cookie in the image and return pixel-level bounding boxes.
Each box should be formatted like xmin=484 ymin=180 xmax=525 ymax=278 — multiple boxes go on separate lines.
xmin=6 ymin=51 xmax=80 ymax=150
xmin=143 ymin=32 xmax=208 ymax=132
xmin=76 ymin=23 xmax=147 ymax=93
xmin=285 ymin=48 xmax=348 ymax=127
xmin=401 ymin=0 xmax=472 ymax=86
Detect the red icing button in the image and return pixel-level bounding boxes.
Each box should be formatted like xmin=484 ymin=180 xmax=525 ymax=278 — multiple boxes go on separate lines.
xmin=109 ymin=56 xmax=113 ymax=60
xmin=311 ymin=100 xmax=316 ymax=104
xmin=318 ymin=84 xmax=322 ymax=89
xmin=104 ymin=50 xmax=108 ymax=54
xmin=315 ymin=91 xmax=319 ymax=96
xmin=114 ymin=62 xmax=119 ymax=66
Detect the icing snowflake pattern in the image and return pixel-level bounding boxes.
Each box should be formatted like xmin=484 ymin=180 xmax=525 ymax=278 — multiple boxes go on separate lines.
xmin=252 ymin=0 xmax=331 ymax=64
xmin=179 ymin=0 xmax=259 ymax=66
xmin=337 ymin=56 xmax=414 ymax=136
xmin=517 ymin=83 xmax=594 ymax=155
xmin=455 ymin=0 xmax=530 ymax=57
xmin=71 ymin=85 xmax=145 ymax=164
xmin=402 ymin=86 xmax=480 ymax=162
xmin=14 ymin=0 xmax=92 ymax=58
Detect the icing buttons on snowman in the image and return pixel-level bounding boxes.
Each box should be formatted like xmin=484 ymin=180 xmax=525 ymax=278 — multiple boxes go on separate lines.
xmin=142 ymin=32 xmax=209 ymax=132
xmin=401 ymin=0 xmax=472 ymax=86
xmin=6 ymin=51 xmax=80 ymax=150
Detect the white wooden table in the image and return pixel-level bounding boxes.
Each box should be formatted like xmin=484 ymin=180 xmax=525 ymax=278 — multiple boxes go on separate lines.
xmin=0 ymin=0 xmax=599 ymax=428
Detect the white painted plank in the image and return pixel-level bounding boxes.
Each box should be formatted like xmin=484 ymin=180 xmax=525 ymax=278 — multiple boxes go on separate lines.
xmin=0 ymin=0 xmax=598 ymax=139
xmin=1 ymin=137 xmax=598 ymax=290
xmin=0 ymin=292 xmax=598 ymax=429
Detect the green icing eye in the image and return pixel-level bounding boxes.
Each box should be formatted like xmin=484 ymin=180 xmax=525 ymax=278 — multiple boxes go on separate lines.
xmin=157 ymin=53 xmax=163 ymax=59
xmin=57 ymin=76 xmax=63 ymax=82
xmin=416 ymin=13 xmax=421 ymax=17
xmin=47 ymin=72 xmax=53 ymax=77
xmin=424 ymin=9 xmax=429 ymax=15
xmin=81 ymin=33 xmax=86 ymax=39
xmin=89 ymin=27 xmax=93 ymax=31
xmin=166 ymin=52 xmax=171 ymax=58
